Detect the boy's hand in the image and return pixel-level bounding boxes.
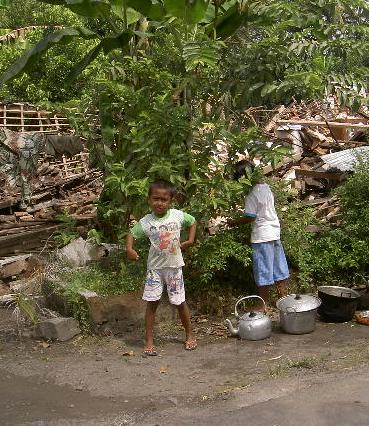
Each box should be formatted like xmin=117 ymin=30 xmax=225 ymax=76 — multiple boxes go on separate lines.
xmin=180 ymin=240 xmax=193 ymax=251
xmin=227 ymin=218 xmax=237 ymax=227
xmin=127 ymin=248 xmax=140 ymax=261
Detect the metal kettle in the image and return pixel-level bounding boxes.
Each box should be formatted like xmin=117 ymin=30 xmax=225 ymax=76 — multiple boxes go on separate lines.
xmin=225 ymin=295 xmax=272 ymax=340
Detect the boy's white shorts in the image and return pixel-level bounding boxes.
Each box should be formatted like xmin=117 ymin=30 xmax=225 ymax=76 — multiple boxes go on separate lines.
xmin=142 ymin=267 xmax=185 ymax=305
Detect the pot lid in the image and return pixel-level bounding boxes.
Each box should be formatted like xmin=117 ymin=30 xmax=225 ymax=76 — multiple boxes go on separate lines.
xmin=318 ymin=286 xmax=360 ymax=299
xmin=276 ymin=294 xmax=321 ymax=313
xmin=240 ymin=311 xmax=266 ymax=321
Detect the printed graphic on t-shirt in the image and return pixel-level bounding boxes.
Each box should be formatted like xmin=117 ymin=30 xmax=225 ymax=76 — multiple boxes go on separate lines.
xmin=133 ymin=209 xmax=195 ymax=269
xmin=149 ymin=221 xmax=180 ymax=254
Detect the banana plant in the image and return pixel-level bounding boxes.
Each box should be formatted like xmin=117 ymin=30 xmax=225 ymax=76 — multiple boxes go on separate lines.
xmin=0 ymin=0 xmax=248 ymax=87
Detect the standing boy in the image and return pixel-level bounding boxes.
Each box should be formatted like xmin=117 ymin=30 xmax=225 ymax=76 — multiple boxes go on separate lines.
xmin=229 ymin=161 xmax=289 ymax=306
xmin=126 ymin=179 xmax=197 ymax=355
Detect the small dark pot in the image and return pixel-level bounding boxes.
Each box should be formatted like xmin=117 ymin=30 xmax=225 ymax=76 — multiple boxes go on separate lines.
xmin=318 ymin=286 xmax=360 ymax=323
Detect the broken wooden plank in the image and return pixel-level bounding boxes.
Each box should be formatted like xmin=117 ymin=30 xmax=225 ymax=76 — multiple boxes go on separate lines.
xmin=277 ymin=120 xmax=369 ymax=129
xmin=295 ymin=168 xmax=345 ymax=181
xmin=0 ymin=224 xmax=60 ymax=257
xmin=302 ymin=197 xmax=334 ymax=206
xmin=0 ymin=197 xmax=20 ymax=210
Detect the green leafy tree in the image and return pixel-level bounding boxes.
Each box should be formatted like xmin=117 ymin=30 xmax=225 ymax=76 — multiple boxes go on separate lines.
xmin=2 ymin=0 xmax=369 ymax=293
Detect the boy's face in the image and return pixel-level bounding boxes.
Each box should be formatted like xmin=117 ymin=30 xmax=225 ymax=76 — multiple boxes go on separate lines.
xmin=148 ymin=188 xmax=172 ymax=216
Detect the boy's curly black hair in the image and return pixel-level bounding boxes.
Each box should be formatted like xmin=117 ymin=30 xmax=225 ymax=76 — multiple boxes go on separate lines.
xmin=148 ymin=179 xmax=176 ymax=197
xmin=233 ymin=160 xmax=255 ymax=181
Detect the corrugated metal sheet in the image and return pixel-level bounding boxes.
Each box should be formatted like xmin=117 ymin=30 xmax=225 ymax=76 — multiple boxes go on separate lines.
xmin=321 ymin=146 xmax=369 ymax=172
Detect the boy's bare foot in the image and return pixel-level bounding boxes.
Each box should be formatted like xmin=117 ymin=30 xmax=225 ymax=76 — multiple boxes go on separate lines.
xmin=184 ymin=338 xmax=197 ymax=351
xmin=143 ymin=346 xmax=157 ymax=356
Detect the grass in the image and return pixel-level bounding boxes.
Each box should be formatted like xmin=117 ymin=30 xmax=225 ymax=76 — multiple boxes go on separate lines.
xmin=268 ymin=356 xmax=320 ymax=378
xmin=43 ymin=254 xmax=146 ymax=332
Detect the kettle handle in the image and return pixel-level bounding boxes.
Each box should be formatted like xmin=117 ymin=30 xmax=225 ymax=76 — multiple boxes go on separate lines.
xmin=234 ymin=295 xmax=267 ymax=318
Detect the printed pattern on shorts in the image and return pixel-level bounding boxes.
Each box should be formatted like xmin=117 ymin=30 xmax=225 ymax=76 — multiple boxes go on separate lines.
xmin=143 ymin=268 xmax=185 ymax=305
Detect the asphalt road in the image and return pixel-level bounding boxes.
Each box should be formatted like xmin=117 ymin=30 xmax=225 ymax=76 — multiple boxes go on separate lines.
xmin=146 ymin=367 xmax=369 ymax=426
xmin=3 ymin=367 xmax=369 ymax=425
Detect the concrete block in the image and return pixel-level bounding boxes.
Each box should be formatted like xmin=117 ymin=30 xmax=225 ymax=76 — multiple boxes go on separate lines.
xmin=80 ymin=291 xmax=177 ymax=332
xmin=34 ymin=317 xmax=80 ymax=341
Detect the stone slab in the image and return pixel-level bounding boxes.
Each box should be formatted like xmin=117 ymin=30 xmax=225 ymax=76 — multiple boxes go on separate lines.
xmin=34 ymin=317 xmax=80 ymax=341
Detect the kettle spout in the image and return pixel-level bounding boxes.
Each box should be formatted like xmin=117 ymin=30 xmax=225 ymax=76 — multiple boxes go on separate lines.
xmin=225 ymin=319 xmax=239 ymax=336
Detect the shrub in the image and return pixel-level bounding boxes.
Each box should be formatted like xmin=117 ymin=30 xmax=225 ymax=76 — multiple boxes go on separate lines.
xmin=274 ymin=161 xmax=369 ymax=288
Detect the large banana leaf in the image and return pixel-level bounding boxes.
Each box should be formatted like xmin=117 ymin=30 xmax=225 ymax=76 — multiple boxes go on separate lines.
xmin=114 ymin=0 xmax=165 ymax=20
xmin=66 ymin=43 xmax=103 ymax=84
xmin=0 ymin=27 xmax=97 ymax=86
xmin=163 ymin=0 xmax=209 ymax=24
xmin=66 ymin=30 xmax=131 ymax=83
xmin=207 ymin=4 xmax=244 ymax=39
xmin=110 ymin=2 xmax=142 ymax=23
xmin=35 ymin=0 xmax=112 ymax=17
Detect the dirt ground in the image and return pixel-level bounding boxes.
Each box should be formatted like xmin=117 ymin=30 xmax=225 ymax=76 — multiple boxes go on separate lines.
xmin=0 ymin=307 xmax=368 ymax=425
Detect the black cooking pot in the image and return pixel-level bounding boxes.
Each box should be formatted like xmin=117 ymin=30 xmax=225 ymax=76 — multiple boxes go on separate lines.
xmin=318 ymin=286 xmax=360 ymax=323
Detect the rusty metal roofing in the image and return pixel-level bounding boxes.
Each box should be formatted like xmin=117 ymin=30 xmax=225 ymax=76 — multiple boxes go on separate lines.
xmin=321 ymin=146 xmax=369 ymax=172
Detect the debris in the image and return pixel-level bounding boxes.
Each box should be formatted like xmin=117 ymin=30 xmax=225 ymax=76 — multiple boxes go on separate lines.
xmin=160 ymin=367 xmax=168 ymax=374
xmin=0 ymin=258 xmax=28 ymax=280
xmin=355 ymin=311 xmax=369 ymax=326
xmin=0 ymin=103 xmax=103 ymax=258
xmin=250 ymin=101 xmax=369 ymax=222
xmin=321 ymin=146 xmax=369 ymax=172
xmin=268 ymin=355 xmax=284 ymax=361
xmin=122 ymin=351 xmax=134 ymax=357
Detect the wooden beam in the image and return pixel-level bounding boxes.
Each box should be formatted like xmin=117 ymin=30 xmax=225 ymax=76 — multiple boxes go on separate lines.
xmin=277 ymin=119 xmax=369 ymax=129
xmin=0 ymin=123 xmax=69 ymax=127
xmin=20 ymin=103 xmax=24 ymax=132
xmin=295 ymin=168 xmax=345 ymax=181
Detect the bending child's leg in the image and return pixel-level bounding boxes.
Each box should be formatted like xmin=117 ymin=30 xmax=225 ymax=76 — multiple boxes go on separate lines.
xmin=177 ymin=302 xmax=197 ymax=350
xmin=276 ymin=279 xmax=288 ymax=298
xmin=144 ymin=301 xmax=160 ymax=355
xmin=257 ymin=285 xmax=270 ymax=308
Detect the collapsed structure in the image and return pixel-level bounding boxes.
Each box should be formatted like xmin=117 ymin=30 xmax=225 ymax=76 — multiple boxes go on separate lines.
xmin=249 ymin=101 xmax=369 ymax=223
xmin=0 ymin=103 xmax=102 ymax=258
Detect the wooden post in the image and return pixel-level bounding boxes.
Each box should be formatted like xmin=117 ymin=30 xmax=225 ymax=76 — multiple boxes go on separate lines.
xmin=20 ymin=103 xmax=24 ymax=132
xmin=38 ymin=110 xmax=44 ymax=132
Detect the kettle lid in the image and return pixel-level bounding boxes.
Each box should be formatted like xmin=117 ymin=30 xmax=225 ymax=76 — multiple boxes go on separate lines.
xmin=240 ymin=311 xmax=266 ymax=321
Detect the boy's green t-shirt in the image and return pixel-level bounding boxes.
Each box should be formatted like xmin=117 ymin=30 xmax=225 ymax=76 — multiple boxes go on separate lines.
xmin=130 ymin=209 xmax=195 ymax=270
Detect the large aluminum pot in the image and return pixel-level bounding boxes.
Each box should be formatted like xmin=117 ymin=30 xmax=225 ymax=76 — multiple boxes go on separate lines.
xmin=276 ymin=294 xmax=321 ymax=335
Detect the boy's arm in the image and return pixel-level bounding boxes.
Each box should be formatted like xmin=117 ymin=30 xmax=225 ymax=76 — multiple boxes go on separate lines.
xmin=126 ymin=233 xmax=140 ymax=261
xmin=180 ymin=222 xmax=197 ymax=251
xmin=228 ymin=191 xmax=257 ymax=227
xmin=228 ymin=215 xmax=255 ymax=226
xmin=126 ymin=222 xmax=145 ymax=261
xmin=180 ymin=212 xmax=196 ymax=251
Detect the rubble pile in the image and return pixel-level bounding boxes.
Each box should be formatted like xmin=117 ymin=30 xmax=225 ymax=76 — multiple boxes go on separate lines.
xmin=0 ymin=102 xmax=103 ymax=258
xmin=254 ymin=101 xmax=369 ymax=223
xmin=0 ymin=165 xmax=102 ymax=258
